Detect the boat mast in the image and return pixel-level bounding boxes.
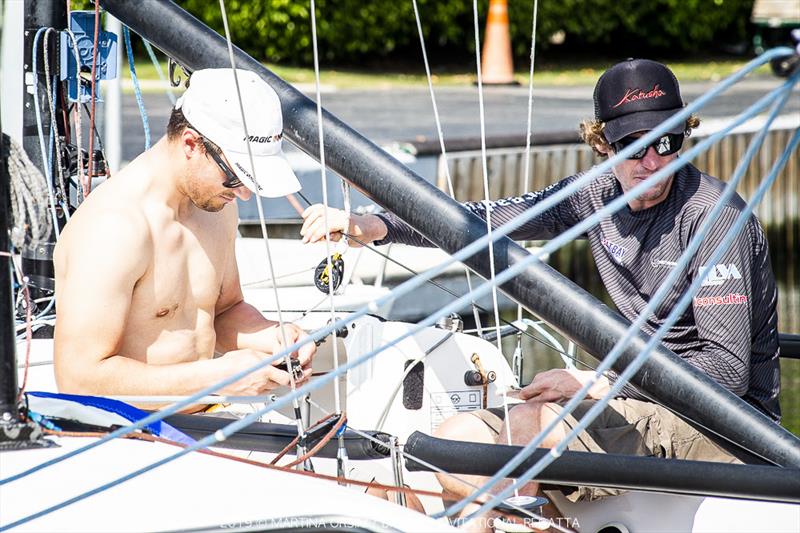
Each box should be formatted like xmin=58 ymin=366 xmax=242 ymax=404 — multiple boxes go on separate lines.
xmin=0 ymin=127 xmax=18 ymax=426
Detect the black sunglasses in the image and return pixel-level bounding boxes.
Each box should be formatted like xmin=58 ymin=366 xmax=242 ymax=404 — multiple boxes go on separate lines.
xmin=611 ymin=133 xmax=684 ymax=160
xmin=201 ymin=139 xmax=244 ymax=189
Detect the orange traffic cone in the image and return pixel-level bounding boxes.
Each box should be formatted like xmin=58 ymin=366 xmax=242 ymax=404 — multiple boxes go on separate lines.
xmin=480 ymin=0 xmax=517 ymax=85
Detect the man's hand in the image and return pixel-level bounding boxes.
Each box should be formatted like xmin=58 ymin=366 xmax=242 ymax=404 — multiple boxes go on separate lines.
xmin=300 ymin=204 xmax=387 ymax=246
xmin=217 ymin=348 xmax=312 ymax=395
xmin=517 ymin=368 xmax=610 ymax=404
xmin=268 ymin=322 xmax=316 ymax=372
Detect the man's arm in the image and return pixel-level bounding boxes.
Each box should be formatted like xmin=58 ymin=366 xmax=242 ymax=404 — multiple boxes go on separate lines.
xmin=608 ymin=208 xmax=768 ymax=403
xmin=300 ymin=174 xmax=585 ymax=247
xmin=684 ymin=208 xmax=766 ymax=396
xmin=54 ymin=209 xmax=292 ymax=397
xmin=214 ymin=207 xmax=315 ymax=369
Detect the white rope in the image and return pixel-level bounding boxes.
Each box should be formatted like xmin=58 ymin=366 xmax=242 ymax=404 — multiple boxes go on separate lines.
xmin=515 ymin=0 xmax=540 ymax=375
xmin=217 ymin=0 xmax=305 ymax=435
xmin=30 ymin=27 xmax=61 ymax=239
xmin=63 ymin=29 xmax=86 ymax=203
xmin=308 ymin=2 xmax=349 ymax=481
xmin=471 ymin=1 xmax=518 ymax=498
xmin=142 ymin=39 xmax=177 ymax=105
xmin=411 ymin=0 xmax=484 ymax=336
xmin=42 ymin=28 xmax=68 ymax=213
xmin=7 ymin=137 xmax=53 ymax=249
xmin=309 ymin=0 xmax=344 ymax=418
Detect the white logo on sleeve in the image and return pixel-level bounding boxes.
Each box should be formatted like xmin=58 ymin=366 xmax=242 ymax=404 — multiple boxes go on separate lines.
xmin=698 ymin=263 xmax=742 ymax=287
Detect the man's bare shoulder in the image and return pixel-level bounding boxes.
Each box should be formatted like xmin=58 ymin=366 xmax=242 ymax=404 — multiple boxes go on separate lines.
xmin=55 ymin=181 xmax=153 ymax=276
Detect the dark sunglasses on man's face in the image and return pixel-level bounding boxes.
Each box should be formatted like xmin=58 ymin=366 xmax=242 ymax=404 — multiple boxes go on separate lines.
xmin=611 ymin=133 xmax=684 ymax=160
xmin=201 ymin=140 xmax=244 ymax=189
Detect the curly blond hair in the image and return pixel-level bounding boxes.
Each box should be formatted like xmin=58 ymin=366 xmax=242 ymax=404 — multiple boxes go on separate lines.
xmin=579 ymin=115 xmax=701 ymax=157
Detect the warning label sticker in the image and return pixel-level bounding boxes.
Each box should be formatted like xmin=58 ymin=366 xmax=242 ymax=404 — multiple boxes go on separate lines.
xmin=429 ymin=390 xmax=482 ymax=432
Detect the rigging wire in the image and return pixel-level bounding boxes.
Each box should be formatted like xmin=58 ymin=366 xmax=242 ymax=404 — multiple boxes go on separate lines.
xmin=471 ymin=3 xmax=518 ymax=499
xmin=142 ymin=39 xmax=177 ymax=105
xmin=216 ymin=0 xmax=308 ymax=455
xmin=63 ymin=29 xmax=86 ymax=202
xmin=513 ymin=0 xmax=541 ymax=378
xmin=85 ymin=0 xmax=101 ymax=195
xmin=0 ymin=251 xmax=34 ymax=405
xmin=42 ymin=29 xmax=68 ymax=213
xmin=410 ymin=0 xmax=485 ymax=336
xmin=30 ymin=27 xmax=62 ymax=239
xmin=308 ymin=0 xmax=349 ymax=480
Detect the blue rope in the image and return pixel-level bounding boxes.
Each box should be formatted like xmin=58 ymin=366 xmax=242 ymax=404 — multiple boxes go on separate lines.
xmin=142 ymin=39 xmax=176 ymax=105
xmin=3 ymin=46 xmax=793 ymax=492
xmin=2 ymin=47 xmax=796 ymax=527
xmin=122 ymin=25 xmax=150 ymax=150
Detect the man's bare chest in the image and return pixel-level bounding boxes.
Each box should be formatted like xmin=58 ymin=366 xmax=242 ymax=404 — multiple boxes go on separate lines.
xmin=133 ymin=223 xmax=229 ymax=322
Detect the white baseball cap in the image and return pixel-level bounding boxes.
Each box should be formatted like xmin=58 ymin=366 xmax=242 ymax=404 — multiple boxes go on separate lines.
xmin=175 ymin=68 xmax=301 ymax=198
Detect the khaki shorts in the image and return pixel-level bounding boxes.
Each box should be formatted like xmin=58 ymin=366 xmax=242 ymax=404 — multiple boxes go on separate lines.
xmin=472 ymin=398 xmax=741 ymax=502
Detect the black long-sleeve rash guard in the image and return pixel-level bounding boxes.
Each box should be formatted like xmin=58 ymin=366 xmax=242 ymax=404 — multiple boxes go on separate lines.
xmin=375 ymin=163 xmax=781 ymax=421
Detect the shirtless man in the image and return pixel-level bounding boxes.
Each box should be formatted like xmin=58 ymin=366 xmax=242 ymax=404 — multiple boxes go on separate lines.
xmin=54 ymin=69 xmax=315 ymax=405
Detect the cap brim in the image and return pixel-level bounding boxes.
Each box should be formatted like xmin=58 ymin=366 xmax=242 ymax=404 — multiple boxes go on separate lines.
xmin=226 ymin=152 xmax=301 ymax=198
xmin=604 ymin=108 xmax=685 ymax=143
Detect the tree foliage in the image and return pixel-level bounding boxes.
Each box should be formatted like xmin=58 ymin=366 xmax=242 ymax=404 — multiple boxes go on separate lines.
xmin=106 ymin=0 xmax=756 ymax=66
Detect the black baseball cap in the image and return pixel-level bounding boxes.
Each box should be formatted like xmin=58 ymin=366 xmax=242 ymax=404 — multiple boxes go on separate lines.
xmin=594 ymin=59 xmax=685 ymax=143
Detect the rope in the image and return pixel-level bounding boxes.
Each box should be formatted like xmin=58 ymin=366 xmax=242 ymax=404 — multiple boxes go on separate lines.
xmin=85 ymin=0 xmax=101 ymax=195
xmin=30 ymin=28 xmax=61 ymax=238
xmin=470 ymin=3 xmax=518 ymax=498
xmin=63 ymin=29 xmax=86 ymax=202
xmin=411 ymin=0 xmax=484 ymax=335
xmin=309 ymin=0 xmax=348 ymax=480
xmin=6 ymin=137 xmax=53 ymax=248
xmin=514 ymin=0 xmax=540 ymax=376
xmin=40 ymin=428 xmax=445 ymax=499
xmin=42 ymin=29 xmax=68 ymax=209
xmin=284 ymin=413 xmax=347 ymax=468
xmin=142 ymin=39 xmax=177 ymax=105
xmin=216 ymin=0 xmax=307 ymax=447
xmin=267 ymin=411 xmax=340 ymax=465
xmin=122 ymin=26 xmax=151 ymax=150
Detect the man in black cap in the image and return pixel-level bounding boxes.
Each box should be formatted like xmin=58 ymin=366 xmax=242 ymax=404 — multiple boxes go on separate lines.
xmin=301 ymin=59 xmax=780 ymax=517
